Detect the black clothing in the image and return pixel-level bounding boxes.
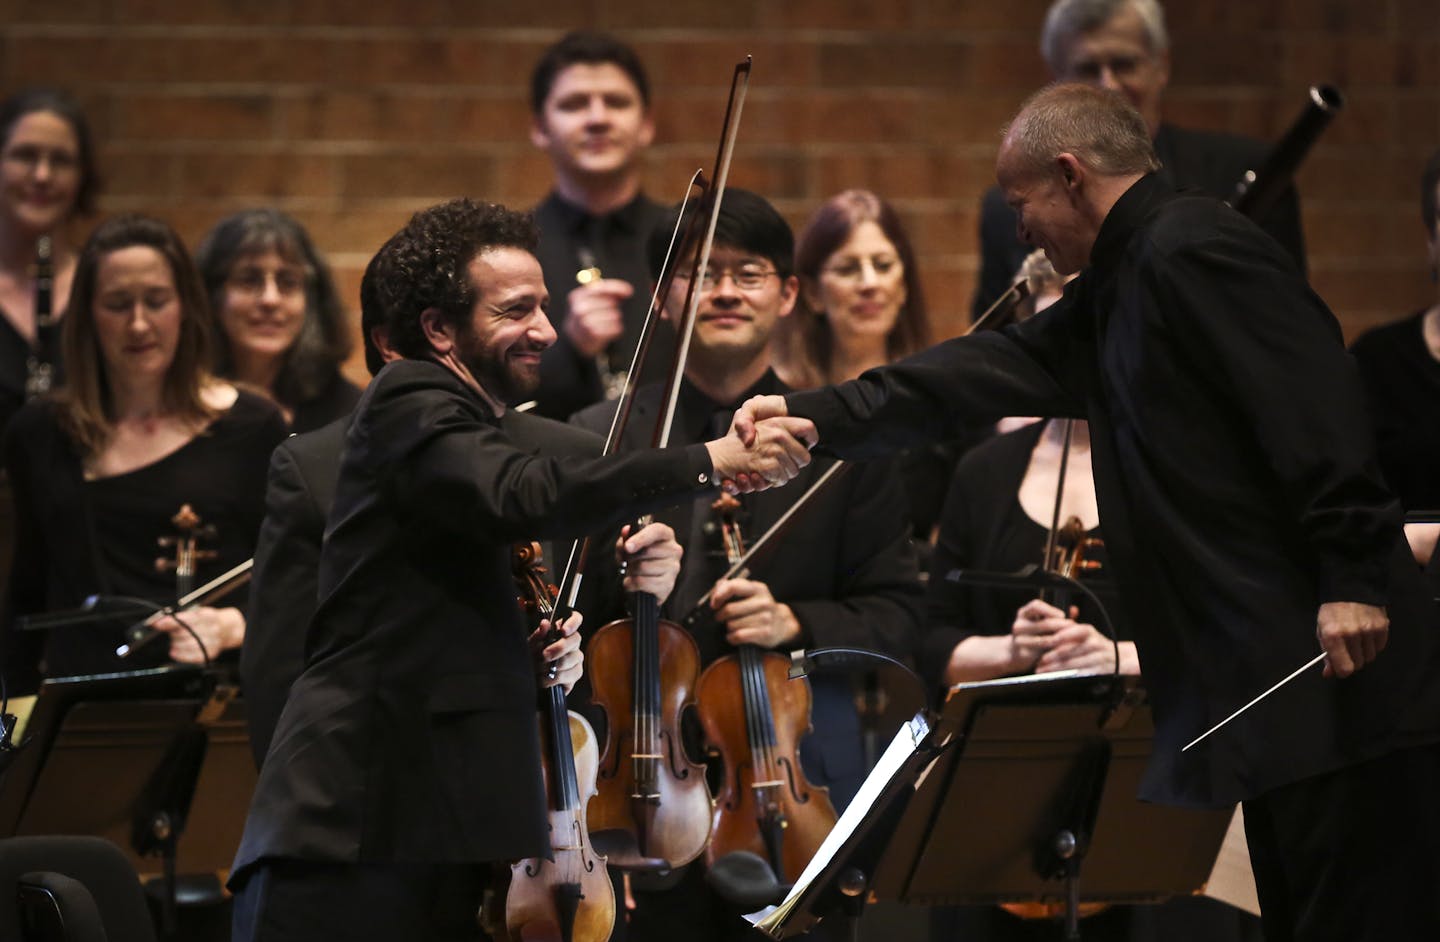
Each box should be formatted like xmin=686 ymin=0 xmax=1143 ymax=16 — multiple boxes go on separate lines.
xmin=1241 ymin=741 xmax=1440 ymax=941
xmin=231 ymin=858 xmax=492 ymax=942
xmin=0 ymin=390 xmax=285 ymax=693
xmin=532 ymin=191 xmax=674 ymax=420
xmin=287 ymin=368 xmax=361 ymax=435
xmin=572 ymin=370 xmax=921 ymax=942
xmin=571 ymin=371 xmax=924 ymax=811
xmin=231 ymin=359 xmax=715 ymax=877
xmin=241 ymin=409 xmax=603 ymax=768
xmin=786 ymin=172 xmax=1440 ymax=811
xmin=973 ymin=123 xmax=1307 ymax=318
xmin=1349 ymin=309 xmax=1440 ymax=512
xmin=920 ymin=423 xmax=1125 ymax=692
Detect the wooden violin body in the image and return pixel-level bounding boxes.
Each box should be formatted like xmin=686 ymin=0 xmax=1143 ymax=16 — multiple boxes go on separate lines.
xmin=586 ymin=603 xmax=712 ymax=870
xmin=504 ymin=709 xmax=615 ymax=942
xmin=505 ymin=542 xmax=615 ymax=942
xmin=695 ymin=646 xmax=836 ymax=883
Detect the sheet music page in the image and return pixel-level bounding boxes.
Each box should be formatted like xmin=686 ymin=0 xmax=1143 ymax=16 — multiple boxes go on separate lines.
xmin=746 ymin=711 xmax=931 ymax=935
xmin=948 ymin=668 xmax=1084 ymax=693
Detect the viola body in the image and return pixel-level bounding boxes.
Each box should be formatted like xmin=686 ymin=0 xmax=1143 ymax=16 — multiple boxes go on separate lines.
xmin=695 ymin=647 xmax=837 ymax=883
xmin=586 ymin=613 xmax=712 ymax=870
xmin=504 ymin=708 xmax=615 ymax=942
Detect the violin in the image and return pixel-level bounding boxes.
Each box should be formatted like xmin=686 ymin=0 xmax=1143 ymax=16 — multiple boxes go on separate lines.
xmin=154 ymin=503 xmax=218 ymax=600
xmin=694 ymin=494 xmax=837 ymax=884
xmin=579 ymin=60 xmax=751 ymax=873
xmin=504 ymin=542 xmax=615 ymax=942
xmin=586 ymin=568 xmax=712 ymax=870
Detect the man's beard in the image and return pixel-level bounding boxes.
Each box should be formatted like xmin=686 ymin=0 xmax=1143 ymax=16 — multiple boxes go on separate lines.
xmin=459 ymin=337 xmax=541 ymax=406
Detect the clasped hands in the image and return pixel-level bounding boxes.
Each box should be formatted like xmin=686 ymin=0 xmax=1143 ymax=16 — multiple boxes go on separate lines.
xmin=704 ymin=394 xmax=816 ymax=494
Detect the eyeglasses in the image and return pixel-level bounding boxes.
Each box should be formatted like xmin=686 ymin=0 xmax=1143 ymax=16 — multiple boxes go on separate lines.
xmin=2 ymin=145 xmax=79 ymax=175
xmin=227 ymin=267 xmax=309 ymax=297
xmin=821 ymin=255 xmax=903 ymax=282
xmin=1066 ymin=54 xmax=1148 ymax=81
xmin=673 ymin=264 xmax=779 ymax=292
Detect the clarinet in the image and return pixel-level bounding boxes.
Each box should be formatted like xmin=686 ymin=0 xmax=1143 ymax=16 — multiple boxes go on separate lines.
xmin=24 ymin=235 xmax=57 ymax=400
xmin=1230 ymin=84 xmax=1344 ymax=222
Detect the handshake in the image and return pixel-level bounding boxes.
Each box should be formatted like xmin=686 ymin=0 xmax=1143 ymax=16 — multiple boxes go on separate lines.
xmin=703 ymin=394 xmax=816 ymax=494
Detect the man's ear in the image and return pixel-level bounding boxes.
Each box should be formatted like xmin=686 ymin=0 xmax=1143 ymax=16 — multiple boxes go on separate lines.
xmin=529 ymin=114 xmax=551 ymax=151
xmin=419 ymin=308 xmax=455 ymax=355
xmin=1056 ymin=153 xmax=1084 ymax=190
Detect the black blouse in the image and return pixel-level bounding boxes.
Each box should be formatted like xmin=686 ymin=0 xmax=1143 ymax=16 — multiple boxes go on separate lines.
xmin=1 ymin=389 xmax=286 ymax=692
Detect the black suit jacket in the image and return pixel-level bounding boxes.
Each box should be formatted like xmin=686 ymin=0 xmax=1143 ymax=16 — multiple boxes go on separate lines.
xmin=571 ymin=373 xmax=924 ymax=807
xmin=242 ymin=409 xmax=606 ymax=768
xmin=231 ymin=360 xmax=713 ymax=872
xmin=790 ymin=174 xmax=1440 ymax=809
xmin=973 ymin=122 xmax=1307 ymax=318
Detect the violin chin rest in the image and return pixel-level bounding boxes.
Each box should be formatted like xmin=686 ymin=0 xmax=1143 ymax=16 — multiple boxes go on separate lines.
xmin=706 ymin=851 xmax=790 ymax=909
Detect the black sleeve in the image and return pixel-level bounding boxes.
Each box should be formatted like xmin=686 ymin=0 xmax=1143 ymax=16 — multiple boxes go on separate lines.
xmin=0 ymin=405 xmax=64 ymax=694
xmin=1147 ymin=227 xmax=1399 ymax=604
xmin=241 ymin=439 xmax=325 ymax=768
xmin=786 ymin=295 xmax=1086 ymax=459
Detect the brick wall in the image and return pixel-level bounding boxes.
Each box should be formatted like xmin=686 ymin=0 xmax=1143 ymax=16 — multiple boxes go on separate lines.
xmin=5 ymin=1 xmax=1438 ymax=383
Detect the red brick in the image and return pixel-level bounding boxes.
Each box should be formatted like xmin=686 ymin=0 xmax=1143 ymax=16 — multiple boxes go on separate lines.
xmin=1395 ymin=0 xmax=1440 ymax=36
xmin=757 ymin=0 xmax=911 ymax=31
xmin=595 ymin=0 xmax=759 ymax=30
xmin=3 ymin=32 xmax=175 ymax=84
xmin=634 ymin=40 xmax=815 ymax=91
xmin=1168 ymin=0 xmax=1282 ymax=32
xmin=100 ymin=147 xmax=182 ymax=199
xmin=916 ymin=92 xmax=1031 ymax=147
xmin=5 ymin=0 xmax=109 ymax=25
xmin=1170 ymin=35 xmax=1283 ymax=87
xmin=1277 ymin=0 xmax=1389 ymax=34
xmin=817 ymin=39 xmax=970 ymax=89
xmin=111 ymin=93 xmax=275 ymax=142
xmin=340 ymin=151 xmax=496 ymax=201
xmin=112 ymin=0 xmax=259 ymax=27
xmin=177 ymin=151 xmax=341 ymax=201
xmin=912 ymin=0 xmax=1050 ymax=33
xmin=293 ymin=206 xmax=415 ymax=257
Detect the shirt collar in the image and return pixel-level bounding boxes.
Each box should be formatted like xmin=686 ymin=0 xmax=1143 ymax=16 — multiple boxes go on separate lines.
xmin=1089 ymin=172 xmax=1174 ymax=272
xmin=542 ymin=190 xmax=651 ymax=237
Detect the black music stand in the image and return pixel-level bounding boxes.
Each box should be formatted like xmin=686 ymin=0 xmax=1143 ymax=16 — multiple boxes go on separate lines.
xmin=0 ymin=667 xmax=256 ymax=939
xmin=748 ymin=672 xmax=1232 ymax=941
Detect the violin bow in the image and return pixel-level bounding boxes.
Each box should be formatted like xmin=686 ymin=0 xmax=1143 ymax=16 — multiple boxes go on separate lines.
xmin=553 ymin=57 xmax=754 ymax=615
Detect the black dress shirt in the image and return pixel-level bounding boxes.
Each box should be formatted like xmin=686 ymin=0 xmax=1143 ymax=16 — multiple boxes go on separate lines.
xmin=532 ymin=191 xmax=673 ymax=420
xmin=787 ymin=173 xmax=1440 ymax=808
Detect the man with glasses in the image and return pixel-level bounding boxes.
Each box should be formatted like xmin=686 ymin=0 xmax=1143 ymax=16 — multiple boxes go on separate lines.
xmin=972 ymin=0 xmax=1306 ymax=317
xmin=572 ymin=188 xmax=923 ymax=942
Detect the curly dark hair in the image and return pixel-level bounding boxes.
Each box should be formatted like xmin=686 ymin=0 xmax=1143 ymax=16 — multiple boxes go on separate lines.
xmin=363 ymin=198 xmax=540 ymax=361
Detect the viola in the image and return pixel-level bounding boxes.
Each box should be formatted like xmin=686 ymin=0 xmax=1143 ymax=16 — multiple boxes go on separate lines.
xmin=693 ymin=494 xmax=837 ymax=884
xmin=503 ymin=542 xmax=615 ymax=942
xmin=586 ymin=585 xmax=712 ymax=870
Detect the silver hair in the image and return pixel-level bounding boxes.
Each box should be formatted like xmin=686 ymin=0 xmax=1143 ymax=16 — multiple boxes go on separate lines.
xmin=1040 ymin=0 xmax=1170 ymax=74
xmin=1003 ymin=83 xmax=1160 ymax=179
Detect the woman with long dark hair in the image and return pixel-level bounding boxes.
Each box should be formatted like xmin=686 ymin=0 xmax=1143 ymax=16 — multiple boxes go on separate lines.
xmin=196 ymin=208 xmax=358 ymax=432
xmin=1 ymin=214 xmax=286 ymax=693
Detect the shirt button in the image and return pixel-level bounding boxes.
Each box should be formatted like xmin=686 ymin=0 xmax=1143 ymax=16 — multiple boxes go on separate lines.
xmin=697 ymin=472 xmax=709 ymax=484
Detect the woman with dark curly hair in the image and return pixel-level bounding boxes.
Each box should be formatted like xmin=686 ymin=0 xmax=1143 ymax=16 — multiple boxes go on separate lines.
xmin=1 ymin=214 xmax=286 ymax=693
xmin=195 ymin=208 xmax=358 ymax=432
